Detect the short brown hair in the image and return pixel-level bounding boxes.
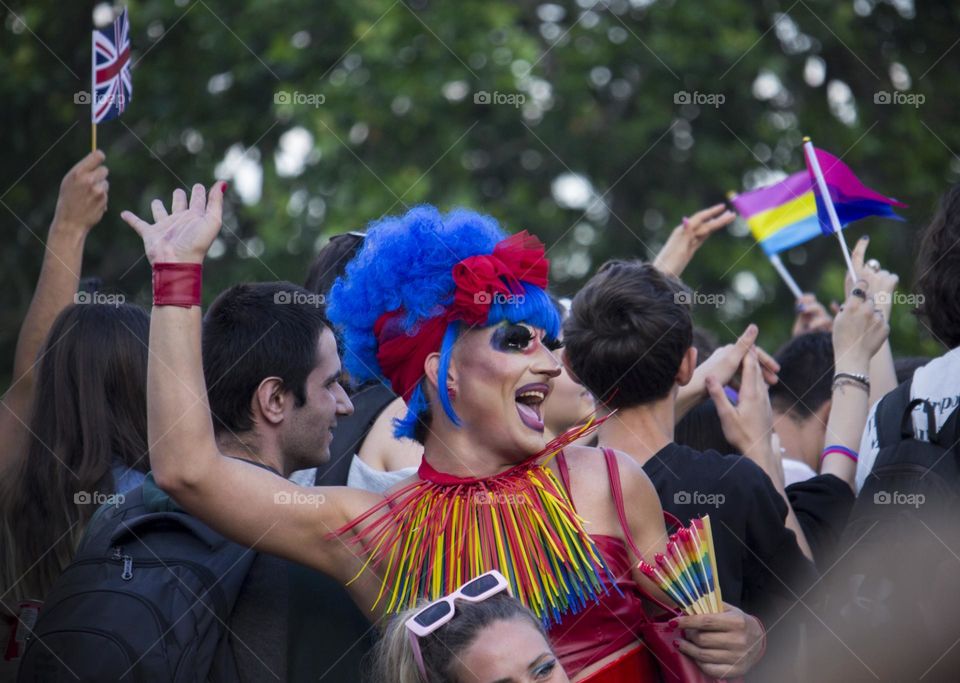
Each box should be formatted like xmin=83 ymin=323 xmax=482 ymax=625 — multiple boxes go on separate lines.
xmin=563 ymin=260 xmax=693 ymax=409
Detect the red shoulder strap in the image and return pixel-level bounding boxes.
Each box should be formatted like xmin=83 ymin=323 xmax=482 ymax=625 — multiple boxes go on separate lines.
xmin=601 ymin=448 xmax=680 ymax=614
xmin=556 ymin=449 xmax=573 ymax=495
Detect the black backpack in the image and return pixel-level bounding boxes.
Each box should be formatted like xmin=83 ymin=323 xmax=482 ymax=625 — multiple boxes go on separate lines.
xmin=813 ymin=380 xmax=960 ymax=679
xmin=854 ymin=379 xmax=960 ymax=523
xmin=17 ymin=476 xmax=257 ymax=682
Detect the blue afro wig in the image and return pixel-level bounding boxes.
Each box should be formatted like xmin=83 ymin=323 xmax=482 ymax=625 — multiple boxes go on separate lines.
xmin=326 ymin=205 xmax=560 ymax=441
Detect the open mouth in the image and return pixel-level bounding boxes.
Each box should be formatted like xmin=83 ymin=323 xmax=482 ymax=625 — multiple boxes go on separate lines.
xmin=515 ymin=383 xmax=550 ymax=433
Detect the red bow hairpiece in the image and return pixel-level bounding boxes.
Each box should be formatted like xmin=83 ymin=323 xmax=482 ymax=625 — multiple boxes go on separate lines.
xmin=375 ymin=231 xmax=549 ymax=400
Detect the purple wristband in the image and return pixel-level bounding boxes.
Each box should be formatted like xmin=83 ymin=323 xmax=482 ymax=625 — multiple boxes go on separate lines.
xmin=821 ymin=445 xmax=858 ymax=463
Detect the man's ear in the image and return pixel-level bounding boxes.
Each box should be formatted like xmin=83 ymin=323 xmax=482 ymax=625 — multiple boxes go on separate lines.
xmin=253 ymin=377 xmax=286 ymax=426
xmin=675 ymin=346 xmax=698 ymax=386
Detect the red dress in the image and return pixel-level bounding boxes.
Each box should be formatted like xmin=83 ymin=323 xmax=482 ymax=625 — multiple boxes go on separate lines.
xmin=547 ymin=451 xmax=660 ymax=681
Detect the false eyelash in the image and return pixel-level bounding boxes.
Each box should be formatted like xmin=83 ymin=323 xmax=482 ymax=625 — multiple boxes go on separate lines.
xmin=544 ymin=338 xmax=564 ymax=352
xmin=496 ymin=324 xmax=534 ymax=350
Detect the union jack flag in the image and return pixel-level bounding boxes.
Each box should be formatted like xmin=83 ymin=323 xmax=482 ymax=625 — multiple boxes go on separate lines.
xmin=91 ymin=8 xmax=132 ymax=123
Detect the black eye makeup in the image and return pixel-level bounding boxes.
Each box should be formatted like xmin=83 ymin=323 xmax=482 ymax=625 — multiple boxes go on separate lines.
xmin=490 ymin=323 xmax=535 ymax=352
xmin=543 ymin=338 xmax=564 ymax=352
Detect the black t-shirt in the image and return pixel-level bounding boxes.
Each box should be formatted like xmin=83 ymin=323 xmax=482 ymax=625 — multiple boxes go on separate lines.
xmin=642 ymin=442 xmax=818 ymax=625
xmin=786 ymin=473 xmax=855 ymax=571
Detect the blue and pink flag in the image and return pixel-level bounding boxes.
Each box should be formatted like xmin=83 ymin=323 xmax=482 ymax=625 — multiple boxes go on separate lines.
xmin=803 ymin=145 xmax=906 ymax=236
xmin=91 ymin=8 xmax=132 ymax=124
xmin=731 ymin=147 xmax=905 ymax=256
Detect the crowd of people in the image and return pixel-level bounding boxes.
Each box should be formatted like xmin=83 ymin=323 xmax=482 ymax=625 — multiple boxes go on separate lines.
xmin=2 ymin=150 xmax=959 ymax=682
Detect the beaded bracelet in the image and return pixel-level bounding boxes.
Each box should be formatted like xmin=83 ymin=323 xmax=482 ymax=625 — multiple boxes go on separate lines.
xmin=821 ymin=444 xmax=858 ymax=463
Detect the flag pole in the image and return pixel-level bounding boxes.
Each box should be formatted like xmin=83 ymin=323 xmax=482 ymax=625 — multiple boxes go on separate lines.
xmin=90 ymin=28 xmax=96 ymax=151
xmin=803 ymin=136 xmax=857 ymax=283
xmin=768 ymin=253 xmax=803 ymax=300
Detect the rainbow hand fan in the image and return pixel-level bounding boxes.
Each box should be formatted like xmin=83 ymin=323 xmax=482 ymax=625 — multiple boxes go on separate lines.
xmin=639 ymin=515 xmax=724 ymax=615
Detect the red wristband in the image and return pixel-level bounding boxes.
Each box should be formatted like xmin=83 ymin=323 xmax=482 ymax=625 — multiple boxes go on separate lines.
xmin=153 ymin=263 xmax=202 ymax=307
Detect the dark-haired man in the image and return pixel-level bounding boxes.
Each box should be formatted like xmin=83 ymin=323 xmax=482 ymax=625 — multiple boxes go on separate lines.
xmin=769 ymin=332 xmax=834 ymax=485
xmin=563 ymin=260 xmax=818 ymax=670
xmin=200 ymin=281 xmax=366 ymax=682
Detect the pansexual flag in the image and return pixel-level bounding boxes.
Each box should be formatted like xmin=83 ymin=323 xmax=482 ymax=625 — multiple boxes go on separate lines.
xmin=731 ymin=150 xmax=906 ymax=256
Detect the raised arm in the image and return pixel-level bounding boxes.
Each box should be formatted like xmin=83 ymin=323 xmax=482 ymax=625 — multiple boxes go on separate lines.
xmin=820 ymin=282 xmax=889 ymax=491
xmin=0 ymin=151 xmax=108 ymax=476
xmin=652 ymin=203 xmax=735 ymax=278
xmin=121 ymin=184 xmax=379 ymax=589
xmin=707 ymin=347 xmax=813 ymax=561
xmin=846 ymin=236 xmax=898 ymax=406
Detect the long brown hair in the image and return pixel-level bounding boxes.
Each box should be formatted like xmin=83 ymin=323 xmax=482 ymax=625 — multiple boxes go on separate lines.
xmin=1 ymin=303 xmax=149 ymax=606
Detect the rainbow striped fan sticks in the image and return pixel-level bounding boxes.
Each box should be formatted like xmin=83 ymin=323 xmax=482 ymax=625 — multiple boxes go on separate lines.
xmin=639 ymin=515 xmax=724 ymax=615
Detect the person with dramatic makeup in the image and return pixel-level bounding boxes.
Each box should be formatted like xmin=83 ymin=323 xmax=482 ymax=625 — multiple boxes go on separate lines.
xmin=119 ymin=185 xmax=763 ymax=682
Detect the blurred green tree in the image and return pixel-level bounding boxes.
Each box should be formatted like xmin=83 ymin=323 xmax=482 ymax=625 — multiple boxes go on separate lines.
xmin=2 ymin=0 xmax=956 ymax=386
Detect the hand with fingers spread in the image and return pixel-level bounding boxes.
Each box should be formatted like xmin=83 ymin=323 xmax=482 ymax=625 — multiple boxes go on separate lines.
xmin=121 ymin=182 xmax=226 ymax=265
xmin=791 ymin=293 xmax=833 ymax=336
xmin=53 ymin=150 xmax=109 ymax=236
xmin=653 ymin=202 xmax=736 ymax=278
xmin=844 ymin=236 xmax=899 ymax=321
xmin=674 ymin=603 xmax=766 ymax=678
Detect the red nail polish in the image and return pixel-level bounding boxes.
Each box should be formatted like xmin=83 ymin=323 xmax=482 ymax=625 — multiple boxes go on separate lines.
xmin=221 ymin=181 xmax=228 ymax=193
xmin=669 ymin=619 xmax=678 ymax=629
xmin=673 ymin=639 xmax=681 ymax=649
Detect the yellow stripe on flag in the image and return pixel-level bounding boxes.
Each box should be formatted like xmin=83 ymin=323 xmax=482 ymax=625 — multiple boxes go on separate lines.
xmin=747 ymin=191 xmax=816 ymax=242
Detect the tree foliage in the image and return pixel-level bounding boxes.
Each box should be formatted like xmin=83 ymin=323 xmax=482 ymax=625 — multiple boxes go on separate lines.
xmin=2 ymin=0 xmax=957 ymax=384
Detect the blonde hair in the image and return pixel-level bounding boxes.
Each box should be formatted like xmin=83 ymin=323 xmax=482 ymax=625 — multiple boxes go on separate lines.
xmin=367 ymin=593 xmax=545 ymax=682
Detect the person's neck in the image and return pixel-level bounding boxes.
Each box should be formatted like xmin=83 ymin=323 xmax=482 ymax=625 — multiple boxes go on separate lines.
xmin=597 ymin=398 xmax=675 ymax=466
xmin=772 ymin=412 xmax=819 ymax=472
xmin=421 ymin=427 xmax=528 ymax=479
xmin=217 ymin=432 xmax=287 ymax=477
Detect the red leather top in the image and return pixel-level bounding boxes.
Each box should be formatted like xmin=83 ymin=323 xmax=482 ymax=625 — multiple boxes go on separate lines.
xmin=546 ymin=451 xmax=656 ymax=679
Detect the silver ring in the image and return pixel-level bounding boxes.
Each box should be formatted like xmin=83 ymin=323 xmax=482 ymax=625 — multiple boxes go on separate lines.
xmin=866 ymin=259 xmax=881 ymax=272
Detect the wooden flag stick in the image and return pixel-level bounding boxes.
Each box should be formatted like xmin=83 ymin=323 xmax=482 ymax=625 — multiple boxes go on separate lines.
xmin=91 ymin=122 xmax=97 ymax=152
xmin=803 ymin=137 xmax=857 ymax=283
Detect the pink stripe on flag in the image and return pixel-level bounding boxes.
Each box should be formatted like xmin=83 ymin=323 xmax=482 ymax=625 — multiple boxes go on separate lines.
xmin=730 ymin=171 xmax=814 ymax=218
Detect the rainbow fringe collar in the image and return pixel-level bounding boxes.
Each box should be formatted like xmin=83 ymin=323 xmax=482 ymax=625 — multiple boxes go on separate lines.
xmin=331 ymin=418 xmax=618 ymax=626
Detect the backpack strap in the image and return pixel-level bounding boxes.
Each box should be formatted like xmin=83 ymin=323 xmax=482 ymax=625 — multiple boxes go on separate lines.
xmin=875 ymin=380 xmax=925 ymax=449
xmin=601 ymin=448 xmax=680 ymax=615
